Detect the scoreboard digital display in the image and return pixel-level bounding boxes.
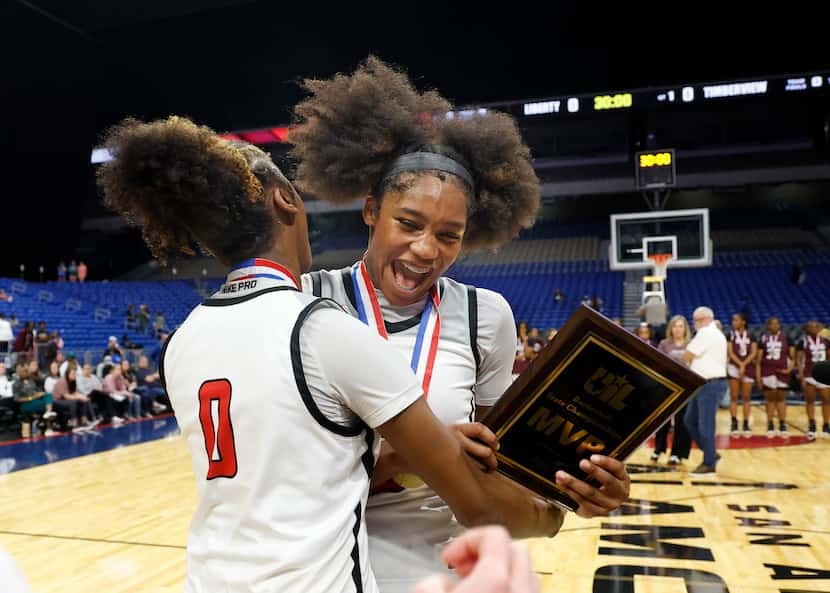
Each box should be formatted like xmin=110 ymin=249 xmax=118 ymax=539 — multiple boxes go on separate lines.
xmin=635 ymin=149 xmax=676 ymax=189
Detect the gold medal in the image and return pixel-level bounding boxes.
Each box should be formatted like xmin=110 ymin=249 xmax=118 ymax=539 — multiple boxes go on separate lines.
xmin=393 ymin=473 xmax=425 ymax=489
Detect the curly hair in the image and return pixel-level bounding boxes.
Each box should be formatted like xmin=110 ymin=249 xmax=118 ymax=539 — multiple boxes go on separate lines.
xmin=288 ymin=56 xmax=540 ymax=252
xmin=96 ymin=116 xmax=290 ymax=264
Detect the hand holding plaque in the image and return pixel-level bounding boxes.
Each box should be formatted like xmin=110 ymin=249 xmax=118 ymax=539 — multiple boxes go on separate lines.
xmin=481 ymin=305 xmax=706 ymax=512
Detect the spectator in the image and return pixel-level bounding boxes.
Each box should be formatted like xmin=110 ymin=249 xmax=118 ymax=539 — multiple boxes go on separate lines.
xmin=149 ymin=331 xmax=169 ymax=367
xmin=652 ymin=315 xmax=693 ymax=465
xmin=0 ymin=314 xmax=14 ymax=352
xmin=581 ymin=294 xmax=592 ymax=307
xmin=120 ymin=359 xmax=146 ymax=417
xmin=153 ymin=311 xmax=167 ymax=336
xmin=40 ymin=331 xmax=63 ymax=368
xmin=26 ymin=360 xmax=46 ymax=391
xmin=52 ymin=367 xmax=98 ymax=432
xmin=526 ymin=328 xmax=546 ymax=353
xmin=136 ymin=304 xmax=151 ymax=334
xmin=104 ymin=336 xmax=124 ymax=359
xmin=125 ymin=304 xmax=136 ymax=329
xmin=683 ymin=306 xmax=728 ymax=476
xmin=77 ymin=363 xmax=122 ymax=425
xmin=9 ymin=314 xmax=19 ymax=330
xmin=121 ymin=333 xmax=141 ymax=350
xmin=13 ymin=362 xmax=56 ymax=437
xmin=553 ymin=288 xmax=565 ymax=304
xmin=0 ymin=289 xmax=13 ymax=303
xmin=637 ymin=295 xmax=669 ymax=343
xmin=57 ymin=261 xmax=67 ymax=282
xmin=44 ymin=361 xmax=62 ymax=395
xmin=103 ymin=364 xmax=140 ymax=420
xmin=59 ymin=352 xmax=77 ymax=378
xmin=96 ymin=355 xmax=114 ymax=380
xmin=590 ymin=294 xmax=605 ymax=314
xmin=68 ymin=260 xmax=78 ymax=282
xmin=0 ymin=363 xmax=15 ymax=418
xmin=636 ymin=323 xmax=653 ymax=345
xmin=13 ymin=321 xmax=34 ymax=358
xmin=135 ymin=355 xmax=170 ymax=414
xmin=545 ymin=328 xmax=557 ymax=343
xmin=77 ymin=261 xmax=88 ymax=283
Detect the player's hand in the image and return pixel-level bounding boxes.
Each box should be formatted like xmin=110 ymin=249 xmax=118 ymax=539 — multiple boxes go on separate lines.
xmin=555 ymin=455 xmax=630 ymax=518
xmin=410 ymin=526 xmax=540 ymax=593
xmin=451 ymin=422 xmax=499 ymax=472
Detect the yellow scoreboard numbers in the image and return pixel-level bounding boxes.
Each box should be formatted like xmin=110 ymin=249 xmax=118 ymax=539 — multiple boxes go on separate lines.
xmin=593 ymin=93 xmax=633 ymax=110
xmin=639 ymin=152 xmax=673 ymax=168
xmin=635 ymin=149 xmax=676 ymax=189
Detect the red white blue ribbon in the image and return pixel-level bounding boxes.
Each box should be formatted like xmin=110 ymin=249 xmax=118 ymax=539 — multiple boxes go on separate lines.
xmin=351 ymin=259 xmax=441 ymax=398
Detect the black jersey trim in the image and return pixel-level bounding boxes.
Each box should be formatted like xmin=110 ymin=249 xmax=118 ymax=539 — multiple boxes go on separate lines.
xmin=201 ymin=286 xmax=299 ymax=307
xmin=291 ymin=299 xmax=366 ymax=437
xmin=310 ymin=271 xmax=322 ymax=297
xmin=467 ymin=285 xmax=481 ymax=373
xmin=350 ymin=502 xmax=365 ymax=593
xmin=157 ymin=328 xmax=177 ymax=393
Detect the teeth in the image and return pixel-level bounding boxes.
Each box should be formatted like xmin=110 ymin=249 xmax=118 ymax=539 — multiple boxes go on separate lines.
xmin=400 ymin=261 xmax=430 ymax=275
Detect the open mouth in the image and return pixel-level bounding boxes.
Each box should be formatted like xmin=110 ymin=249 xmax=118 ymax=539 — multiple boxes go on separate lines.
xmin=391 ymin=260 xmax=432 ymax=292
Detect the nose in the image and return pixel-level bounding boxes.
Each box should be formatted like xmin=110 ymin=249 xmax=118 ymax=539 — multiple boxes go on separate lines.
xmin=410 ymin=234 xmax=439 ymax=262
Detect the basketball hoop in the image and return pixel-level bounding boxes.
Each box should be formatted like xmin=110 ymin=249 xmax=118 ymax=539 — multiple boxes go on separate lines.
xmin=648 ymin=253 xmax=673 ymax=278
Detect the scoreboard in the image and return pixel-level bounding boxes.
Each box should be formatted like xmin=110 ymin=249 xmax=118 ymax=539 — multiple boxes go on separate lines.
xmin=635 ymin=150 xmax=675 ymax=189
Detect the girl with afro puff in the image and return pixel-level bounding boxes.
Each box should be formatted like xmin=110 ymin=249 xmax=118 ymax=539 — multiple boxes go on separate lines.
xmin=96 ymin=115 xmax=571 ymax=593
xmin=291 ymin=57 xmax=630 ymax=590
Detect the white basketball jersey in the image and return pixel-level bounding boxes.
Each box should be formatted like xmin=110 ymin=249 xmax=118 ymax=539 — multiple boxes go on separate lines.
xmin=302 ymin=266 xmax=515 ymax=564
xmin=162 ymin=263 xmax=421 ymax=593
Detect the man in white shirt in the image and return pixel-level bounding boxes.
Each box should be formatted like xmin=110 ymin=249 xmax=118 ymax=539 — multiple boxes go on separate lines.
xmin=683 ymin=306 xmax=728 ymax=477
xmin=0 ymin=314 xmax=14 ymax=354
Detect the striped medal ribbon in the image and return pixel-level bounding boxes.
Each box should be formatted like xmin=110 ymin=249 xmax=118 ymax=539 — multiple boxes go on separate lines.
xmin=352 ymin=259 xmax=441 ymax=491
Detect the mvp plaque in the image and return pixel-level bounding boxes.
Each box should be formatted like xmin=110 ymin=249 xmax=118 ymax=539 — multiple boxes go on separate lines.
xmin=482 ymin=305 xmax=706 ymax=512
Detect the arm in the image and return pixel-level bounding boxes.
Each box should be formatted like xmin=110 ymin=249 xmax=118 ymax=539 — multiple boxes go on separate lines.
xmin=378 ymin=399 xmax=565 ymax=538
xmin=786 ymin=346 xmax=796 ymax=374
xmin=727 ymin=341 xmax=743 ymax=366
xmin=306 ymin=307 xmax=564 ymax=538
xmin=755 ymin=343 xmax=764 ymax=385
xmin=745 ymin=342 xmax=758 ymax=371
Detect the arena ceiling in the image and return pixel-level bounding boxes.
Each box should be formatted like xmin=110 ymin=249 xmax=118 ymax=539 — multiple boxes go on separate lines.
xmin=1 ymin=0 xmax=827 ymax=275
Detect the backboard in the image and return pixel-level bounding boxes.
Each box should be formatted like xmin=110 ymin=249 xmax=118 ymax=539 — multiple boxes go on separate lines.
xmin=609 ymin=208 xmax=711 ymax=270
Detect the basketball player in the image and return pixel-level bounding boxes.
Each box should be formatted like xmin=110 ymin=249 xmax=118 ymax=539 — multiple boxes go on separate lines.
xmin=289 ymin=57 xmax=631 ymax=588
xmin=756 ymin=317 xmax=795 ymax=437
xmin=797 ymin=320 xmax=830 ymax=439
xmin=96 ymin=116 xmax=577 ymax=593
xmin=727 ymin=312 xmax=756 ymax=436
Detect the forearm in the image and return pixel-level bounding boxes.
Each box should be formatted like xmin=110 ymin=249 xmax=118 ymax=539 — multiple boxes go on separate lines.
xmin=464 ymin=470 xmax=566 ymax=539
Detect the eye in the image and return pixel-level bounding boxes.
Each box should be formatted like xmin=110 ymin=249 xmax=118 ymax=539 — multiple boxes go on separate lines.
xmin=439 ymin=233 xmax=461 ymax=243
xmin=397 ymin=218 xmax=420 ymax=230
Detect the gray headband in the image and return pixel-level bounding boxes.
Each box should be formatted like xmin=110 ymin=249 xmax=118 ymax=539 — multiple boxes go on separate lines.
xmin=380 ymin=151 xmax=475 ymax=190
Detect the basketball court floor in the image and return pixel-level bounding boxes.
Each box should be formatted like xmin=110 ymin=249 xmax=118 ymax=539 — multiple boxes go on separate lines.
xmin=0 ymin=407 xmax=828 ymax=593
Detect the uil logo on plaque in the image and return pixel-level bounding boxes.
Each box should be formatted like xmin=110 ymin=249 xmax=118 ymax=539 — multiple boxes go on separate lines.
xmin=482 ymin=305 xmax=705 ymax=511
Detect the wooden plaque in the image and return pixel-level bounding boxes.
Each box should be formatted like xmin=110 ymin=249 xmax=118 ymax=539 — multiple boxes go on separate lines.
xmin=481 ymin=305 xmax=706 ymax=512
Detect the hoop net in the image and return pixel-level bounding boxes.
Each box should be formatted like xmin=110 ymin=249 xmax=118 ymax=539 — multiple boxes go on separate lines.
xmin=647 ymin=253 xmax=673 ymax=278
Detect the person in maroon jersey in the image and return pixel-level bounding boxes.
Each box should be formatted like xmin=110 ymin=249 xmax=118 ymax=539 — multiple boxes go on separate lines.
xmin=727 ymin=312 xmax=757 ymax=437
xmin=797 ymin=320 xmax=830 ymax=439
xmin=756 ymin=317 xmax=795 ymax=437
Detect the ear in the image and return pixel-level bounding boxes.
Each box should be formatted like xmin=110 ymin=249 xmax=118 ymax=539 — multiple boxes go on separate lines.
xmin=271 ymin=185 xmax=300 ymax=225
xmin=362 ymin=196 xmax=379 ymax=228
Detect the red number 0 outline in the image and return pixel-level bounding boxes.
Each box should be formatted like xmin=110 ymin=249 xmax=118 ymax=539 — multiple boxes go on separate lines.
xmin=198 ymin=379 xmax=238 ymax=479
